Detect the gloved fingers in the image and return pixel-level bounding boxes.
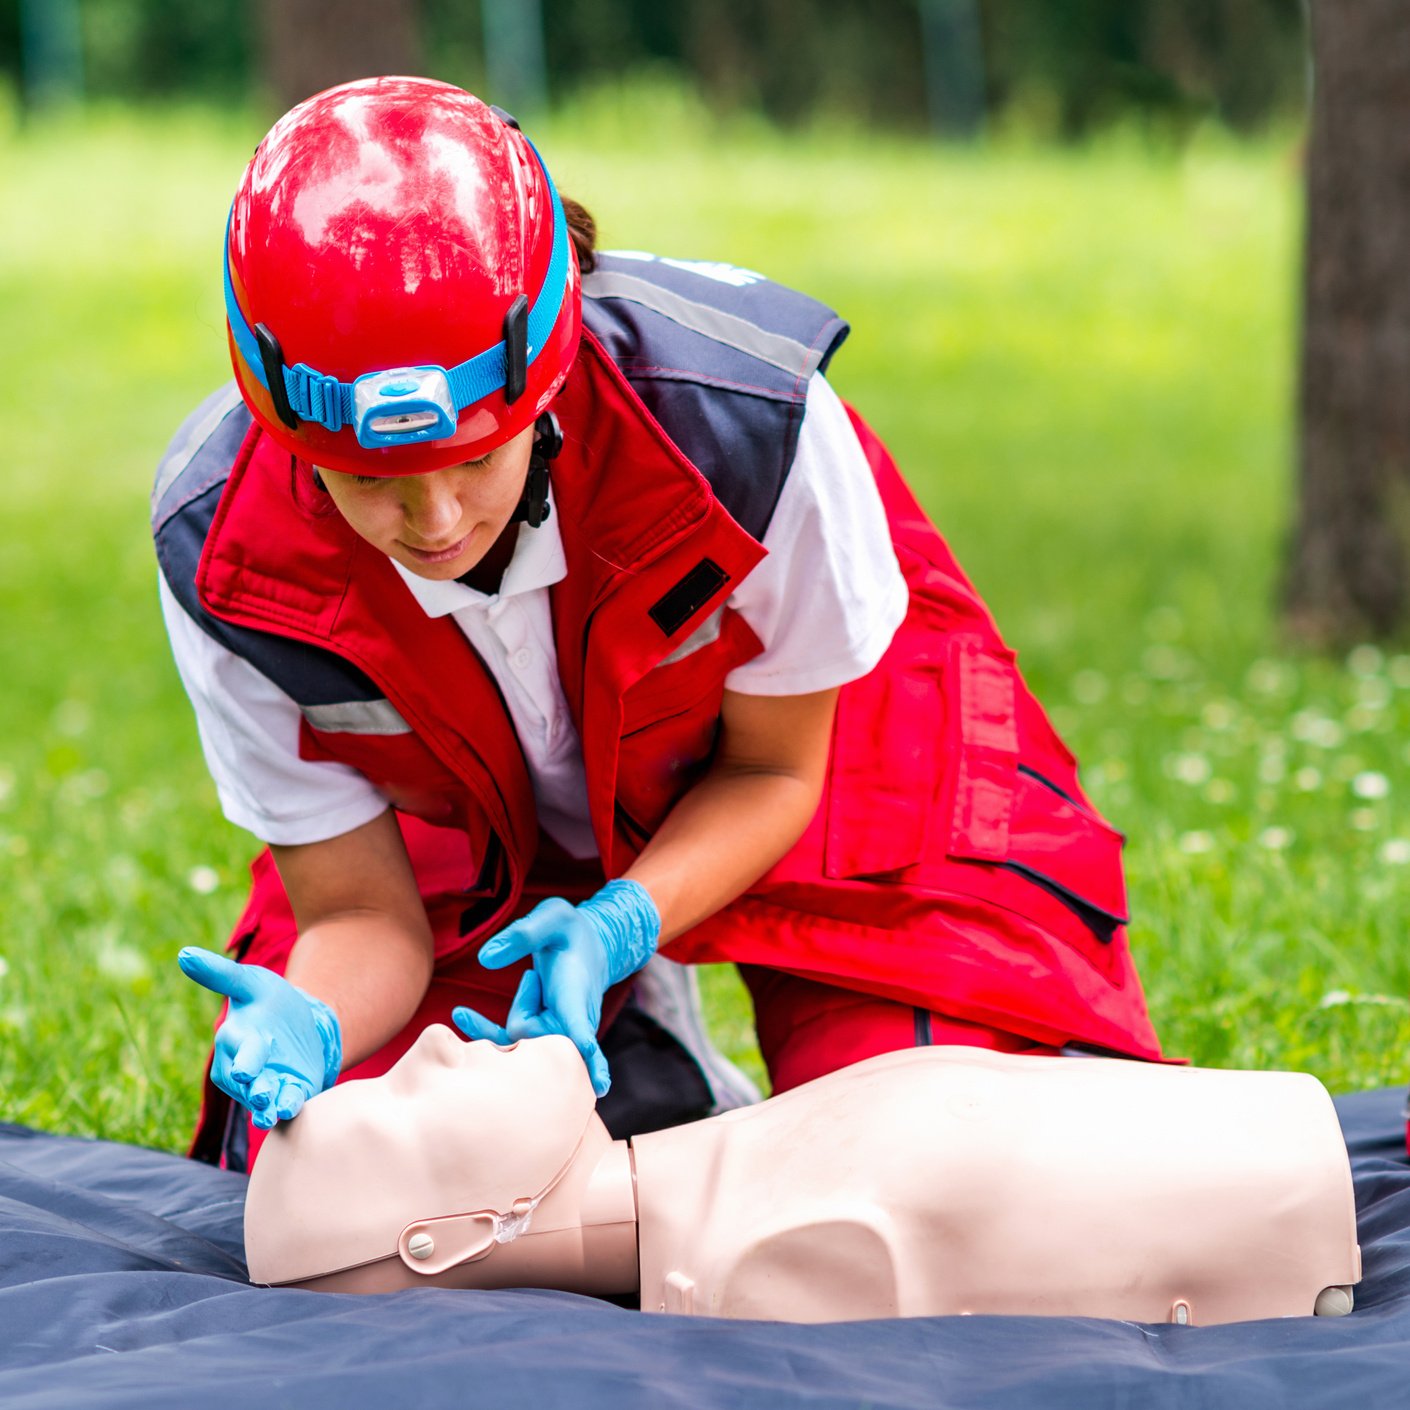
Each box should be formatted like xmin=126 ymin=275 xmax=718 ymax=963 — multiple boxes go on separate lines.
xmin=273 ymin=1076 xmax=311 ymax=1122
xmin=230 ymin=1031 xmax=271 ymax=1086
xmin=206 ymin=1049 xmax=246 ymax=1106
xmin=178 ymin=946 xmax=261 ymax=1003
xmin=477 ymin=899 xmax=577 ymax=969
xmin=506 ymin=968 xmax=545 ymax=1029
xmin=246 ymin=1066 xmax=281 ymax=1113
xmin=250 ymin=1077 xmax=310 ymax=1130
xmin=555 ymin=997 xmax=610 ymax=1095
xmin=577 ymin=1035 xmax=612 ymax=1099
xmin=452 ymin=1005 xmax=513 ymax=1045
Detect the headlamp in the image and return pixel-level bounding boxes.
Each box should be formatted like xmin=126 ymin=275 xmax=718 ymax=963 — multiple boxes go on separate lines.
xmin=352 ymin=367 xmax=457 ymax=448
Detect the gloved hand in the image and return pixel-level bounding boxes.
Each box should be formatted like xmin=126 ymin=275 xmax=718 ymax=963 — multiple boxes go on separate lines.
xmin=178 ymin=946 xmax=342 ymax=1131
xmin=452 ymin=879 xmax=660 ymax=1097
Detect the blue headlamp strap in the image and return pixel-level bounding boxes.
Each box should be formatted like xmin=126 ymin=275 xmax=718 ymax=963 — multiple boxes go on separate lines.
xmin=222 ymin=138 xmax=571 ymax=438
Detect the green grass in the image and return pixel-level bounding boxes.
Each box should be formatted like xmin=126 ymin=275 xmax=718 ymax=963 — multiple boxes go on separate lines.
xmin=2 ymin=91 xmax=1406 ymax=1154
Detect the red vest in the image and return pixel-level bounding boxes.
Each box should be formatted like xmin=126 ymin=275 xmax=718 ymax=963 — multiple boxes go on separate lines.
xmin=198 ymin=330 xmax=1161 ymax=1060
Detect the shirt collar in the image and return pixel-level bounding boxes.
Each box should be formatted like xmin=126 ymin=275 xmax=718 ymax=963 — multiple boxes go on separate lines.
xmin=391 ymin=487 xmax=567 ymax=619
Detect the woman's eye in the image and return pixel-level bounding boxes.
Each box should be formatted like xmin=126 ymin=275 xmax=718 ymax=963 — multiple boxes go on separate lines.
xmin=354 ymin=474 xmax=382 ymax=486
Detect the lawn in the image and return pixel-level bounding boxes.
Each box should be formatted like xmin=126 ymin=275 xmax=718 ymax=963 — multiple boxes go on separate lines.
xmin=2 ymin=90 xmax=1405 ymax=1154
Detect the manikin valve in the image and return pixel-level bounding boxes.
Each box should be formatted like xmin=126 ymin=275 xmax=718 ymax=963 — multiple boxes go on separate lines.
xmin=244 ymin=1029 xmax=1361 ymax=1326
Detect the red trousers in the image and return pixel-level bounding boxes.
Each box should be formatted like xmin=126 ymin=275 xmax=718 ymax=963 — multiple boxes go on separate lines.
xmin=739 ymin=965 xmax=1058 ymax=1095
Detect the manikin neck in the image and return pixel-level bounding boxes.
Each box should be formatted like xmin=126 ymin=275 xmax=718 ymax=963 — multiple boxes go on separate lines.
xmin=444 ymin=1115 xmax=640 ymax=1298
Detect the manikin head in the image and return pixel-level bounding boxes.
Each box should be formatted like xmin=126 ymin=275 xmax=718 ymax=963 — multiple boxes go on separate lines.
xmin=244 ymin=1027 xmax=613 ymax=1288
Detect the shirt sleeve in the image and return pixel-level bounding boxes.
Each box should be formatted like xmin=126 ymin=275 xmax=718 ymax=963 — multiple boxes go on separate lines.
xmin=159 ymin=574 xmax=390 ymax=846
xmin=723 ymin=373 xmax=909 ymax=696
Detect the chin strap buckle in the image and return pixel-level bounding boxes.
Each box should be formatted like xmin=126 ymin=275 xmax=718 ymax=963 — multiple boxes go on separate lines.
xmin=514 ymin=410 xmax=562 ymax=529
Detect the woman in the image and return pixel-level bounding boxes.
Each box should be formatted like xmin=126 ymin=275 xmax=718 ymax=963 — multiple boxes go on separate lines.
xmin=156 ymin=77 xmax=1160 ymax=1170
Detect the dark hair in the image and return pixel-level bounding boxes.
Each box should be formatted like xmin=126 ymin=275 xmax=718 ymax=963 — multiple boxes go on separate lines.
xmin=561 ymin=195 xmax=597 ymax=275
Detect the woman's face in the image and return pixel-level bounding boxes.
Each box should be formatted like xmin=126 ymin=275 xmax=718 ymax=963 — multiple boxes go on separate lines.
xmin=318 ymin=424 xmax=537 ymax=580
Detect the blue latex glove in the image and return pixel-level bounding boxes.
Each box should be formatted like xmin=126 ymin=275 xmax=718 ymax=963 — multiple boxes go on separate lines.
xmin=452 ymin=879 xmax=660 ymax=1097
xmin=178 ymin=946 xmax=342 ymax=1131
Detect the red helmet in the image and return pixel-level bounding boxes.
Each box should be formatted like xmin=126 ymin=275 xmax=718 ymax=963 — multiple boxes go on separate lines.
xmin=224 ymin=76 xmax=581 ymax=476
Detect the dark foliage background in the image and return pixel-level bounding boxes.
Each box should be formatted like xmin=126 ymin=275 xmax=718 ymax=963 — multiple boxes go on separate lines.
xmin=0 ymin=0 xmax=1307 ymax=135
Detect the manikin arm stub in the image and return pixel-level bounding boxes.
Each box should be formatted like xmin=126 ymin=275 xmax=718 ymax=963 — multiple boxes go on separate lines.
xmin=245 ymin=1032 xmax=1360 ymax=1327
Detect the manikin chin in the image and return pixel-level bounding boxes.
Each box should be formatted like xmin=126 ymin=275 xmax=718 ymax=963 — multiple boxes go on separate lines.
xmin=244 ymin=1026 xmax=1361 ymax=1326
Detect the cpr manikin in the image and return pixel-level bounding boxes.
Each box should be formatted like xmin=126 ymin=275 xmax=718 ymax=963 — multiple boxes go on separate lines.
xmin=245 ymin=1028 xmax=1360 ymax=1325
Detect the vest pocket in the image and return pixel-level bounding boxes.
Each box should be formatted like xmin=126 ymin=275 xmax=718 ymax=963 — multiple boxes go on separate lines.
xmin=823 ymin=663 xmax=942 ymax=878
xmin=823 ymin=634 xmax=1129 ymax=946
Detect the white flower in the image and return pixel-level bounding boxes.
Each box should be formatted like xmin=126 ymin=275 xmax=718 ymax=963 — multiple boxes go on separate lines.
xmin=1179 ymin=830 xmax=1215 ymax=855
xmin=1246 ymin=659 xmax=1289 ymax=695
xmin=1167 ymin=753 xmax=1212 ymax=786
xmin=1258 ymin=756 xmax=1286 ymax=784
xmin=1352 ymin=771 xmax=1391 ymax=800
xmin=95 ymin=938 xmax=150 ymax=985
xmin=1204 ymin=779 xmax=1235 ymax=804
xmin=1070 ymin=669 xmax=1108 ymax=705
xmin=1293 ymin=766 xmax=1323 ymax=791
xmin=1347 ymin=644 xmax=1384 ymax=677
xmin=1142 ymin=645 xmax=1184 ymax=680
xmin=51 ymin=699 xmax=91 ymax=737
xmin=1357 ymin=676 xmax=1392 ymax=708
xmin=1318 ymin=989 xmax=1407 ymax=1010
xmin=1380 ymin=839 xmax=1410 ymax=865
xmin=0 ymin=955 xmax=9 ymax=980
xmin=1201 ymin=700 xmax=1236 ymax=731
xmin=187 ymin=866 xmax=220 ymax=895
xmin=1259 ymin=826 xmax=1293 ymax=850
xmin=1291 ymin=712 xmax=1345 ymax=749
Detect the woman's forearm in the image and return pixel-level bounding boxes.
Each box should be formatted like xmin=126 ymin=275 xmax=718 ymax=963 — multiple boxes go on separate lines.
xmin=624 ymin=763 xmax=822 ymax=944
xmin=623 ymin=686 xmax=839 ymax=946
xmin=283 ymin=913 xmax=435 ymax=1069
xmin=271 ymin=809 xmax=437 ymax=1072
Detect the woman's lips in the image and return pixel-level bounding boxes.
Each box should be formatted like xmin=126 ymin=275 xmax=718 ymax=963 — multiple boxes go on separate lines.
xmin=402 ymin=533 xmax=471 ymax=564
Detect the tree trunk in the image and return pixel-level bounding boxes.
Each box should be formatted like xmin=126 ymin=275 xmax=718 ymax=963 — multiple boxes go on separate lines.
xmin=259 ymin=0 xmax=423 ymax=114
xmin=1285 ymin=0 xmax=1410 ymax=645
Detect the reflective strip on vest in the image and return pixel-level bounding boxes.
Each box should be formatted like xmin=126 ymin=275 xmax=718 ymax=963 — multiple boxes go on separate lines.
xmin=585 ymin=270 xmax=820 ymax=379
xmin=151 ymin=384 xmax=246 ymax=516
xmin=301 ymin=700 xmax=412 ymax=735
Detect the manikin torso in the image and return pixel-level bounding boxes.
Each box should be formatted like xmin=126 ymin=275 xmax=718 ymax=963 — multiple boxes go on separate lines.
xmin=244 ymin=1028 xmax=1360 ymax=1325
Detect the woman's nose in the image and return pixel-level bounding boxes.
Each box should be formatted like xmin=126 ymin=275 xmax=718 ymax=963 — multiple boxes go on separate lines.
xmin=401 ymin=479 xmax=462 ymax=541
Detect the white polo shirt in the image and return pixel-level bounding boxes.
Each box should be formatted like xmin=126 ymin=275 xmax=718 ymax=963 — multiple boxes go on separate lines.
xmin=161 ymin=373 xmax=908 ymax=857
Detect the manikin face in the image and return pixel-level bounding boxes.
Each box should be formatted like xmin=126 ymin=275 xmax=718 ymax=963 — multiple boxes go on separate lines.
xmin=318 ymin=424 xmax=536 ymax=580
xmin=244 ymin=1028 xmax=597 ymax=1285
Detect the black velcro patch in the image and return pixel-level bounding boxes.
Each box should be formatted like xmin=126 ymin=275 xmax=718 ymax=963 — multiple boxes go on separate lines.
xmin=648 ymin=558 xmax=729 ymax=637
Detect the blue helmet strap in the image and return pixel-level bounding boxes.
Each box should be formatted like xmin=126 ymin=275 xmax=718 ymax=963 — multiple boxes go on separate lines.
xmin=223 ymin=136 xmax=571 ymax=450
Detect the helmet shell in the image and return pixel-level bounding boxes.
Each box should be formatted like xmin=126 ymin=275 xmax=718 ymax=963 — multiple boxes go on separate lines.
xmin=225 ymin=76 xmax=581 ymax=476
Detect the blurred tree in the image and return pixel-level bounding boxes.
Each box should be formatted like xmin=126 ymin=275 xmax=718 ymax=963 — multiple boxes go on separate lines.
xmin=19 ymin=0 xmax=83 ymax=108
xmin=259 ymin=0 xmax=422 ymax=112
xmin=482 ymin=0 xmax=547 ymax=117
xmin=1285 ymin=0 xmax=1410 ymax=644
xmin=920 ymin=0 xmax=986 ymax=138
